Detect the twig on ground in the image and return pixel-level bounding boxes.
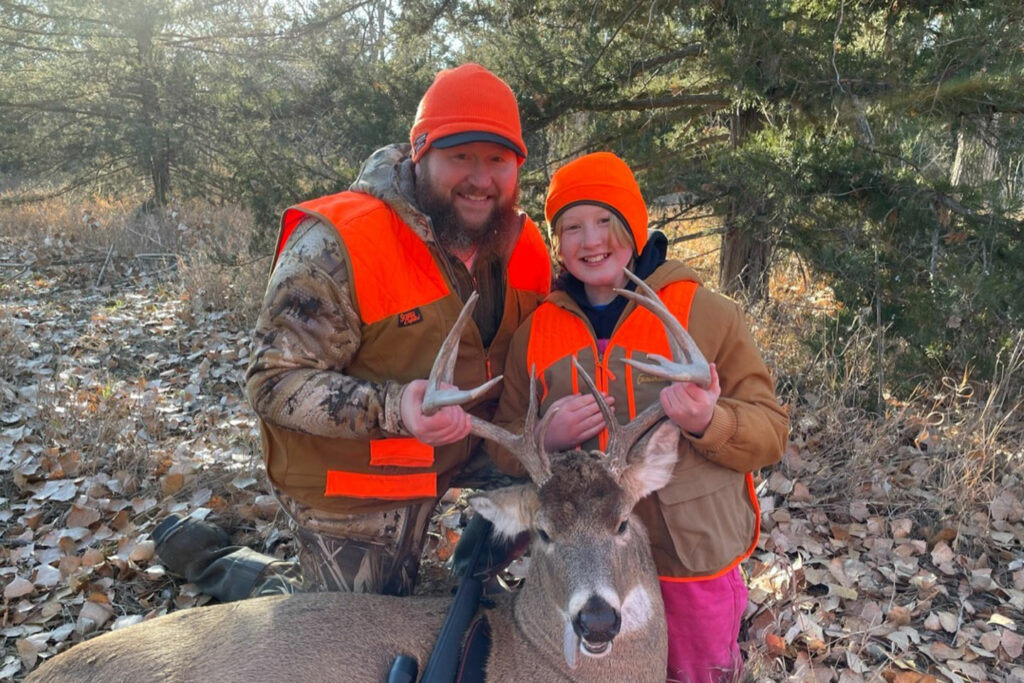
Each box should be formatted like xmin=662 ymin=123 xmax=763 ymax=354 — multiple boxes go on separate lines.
xmin=96 ymin=245 xmax=115 ymax=287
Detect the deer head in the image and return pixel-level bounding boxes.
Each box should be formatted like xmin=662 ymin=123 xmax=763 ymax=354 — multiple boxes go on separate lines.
xmin=470 ymin=423 xmax=679 ymax=669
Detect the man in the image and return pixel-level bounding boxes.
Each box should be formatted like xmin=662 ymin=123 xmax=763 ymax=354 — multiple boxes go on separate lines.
xmin=154 ymin=63 xmax=551 ymax=598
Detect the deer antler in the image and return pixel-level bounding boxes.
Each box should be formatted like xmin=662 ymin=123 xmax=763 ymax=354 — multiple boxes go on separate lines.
xmin=573 ymin=268 xmax=711 ymax=474
xmin=422 ymin=294 xmax=554 ymax=486
xmin=614 ymin=269 xmax=711 ymax=388
xmin=421 ymin=292 xmax=503 ymax=416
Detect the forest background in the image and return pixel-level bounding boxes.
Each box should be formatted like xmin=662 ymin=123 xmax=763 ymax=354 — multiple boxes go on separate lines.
xmin=1 ymin=1 xmax=1022 ymax=681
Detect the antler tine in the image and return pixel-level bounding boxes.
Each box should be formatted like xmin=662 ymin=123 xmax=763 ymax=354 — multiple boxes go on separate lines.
xmin=570 ymin=357 xmax=615 ymax=428
xmin=613 ymin=268 xmax=711 ymax=389
xmin=419 ymin=295 xmax=551 ymax=485
xmin=421 ymin=292 xmax=503 ymax=416
xmin=468 ymin=369 xmax=552 ymax=486
xmin=571 ymin=357 xmax=630 ymax=473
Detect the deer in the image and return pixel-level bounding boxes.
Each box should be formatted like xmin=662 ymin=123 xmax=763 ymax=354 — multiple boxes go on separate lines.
xmin=28 ymin=272 xmax=712 ymax=683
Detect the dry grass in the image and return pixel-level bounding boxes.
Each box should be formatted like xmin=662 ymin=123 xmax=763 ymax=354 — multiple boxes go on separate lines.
xmin=0 ymin=195 xmax=269 ymax=330
xmin=656 ymin=205 xmax=722 ymax=282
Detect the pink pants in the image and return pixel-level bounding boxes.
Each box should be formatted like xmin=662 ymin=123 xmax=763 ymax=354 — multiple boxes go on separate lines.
xmin=661 ymin=567 xmax=747 ymax=683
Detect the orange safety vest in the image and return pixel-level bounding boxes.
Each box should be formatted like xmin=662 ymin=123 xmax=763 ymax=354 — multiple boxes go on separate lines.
xmin=523 ymin=281 xmax=760 ymax=580
xmin=261 ymin=190 xmax=550 ymax=512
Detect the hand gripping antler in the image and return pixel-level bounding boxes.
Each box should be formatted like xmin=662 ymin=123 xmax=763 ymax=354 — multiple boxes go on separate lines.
xmin=422 ymin=293 xmax=556 ymax=486
xmin=572 ymin=268 xmax=712 ymax=474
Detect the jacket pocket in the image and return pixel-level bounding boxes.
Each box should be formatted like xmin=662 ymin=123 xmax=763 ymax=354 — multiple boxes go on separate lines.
xmin=655 ymin=457 xmax=756 ymax=574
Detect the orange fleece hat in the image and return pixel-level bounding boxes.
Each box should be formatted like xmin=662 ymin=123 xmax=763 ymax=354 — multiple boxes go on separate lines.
xmin=545 ymin=152 xmax=649 ymax=253
xmin=410 ymin=63 xmax=527 ymax=164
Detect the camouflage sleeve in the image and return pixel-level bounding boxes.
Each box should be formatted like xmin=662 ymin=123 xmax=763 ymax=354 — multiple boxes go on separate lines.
xmin=245 ymin=217 xmax=407 ymax=439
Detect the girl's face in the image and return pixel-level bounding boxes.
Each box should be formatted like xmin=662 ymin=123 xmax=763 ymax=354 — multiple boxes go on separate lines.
xmin=557 ymin=204 xmax=633 ymax=305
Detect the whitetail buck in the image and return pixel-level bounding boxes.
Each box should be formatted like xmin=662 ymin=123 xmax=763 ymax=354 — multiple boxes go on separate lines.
xmin=29 ymin=273 xmax=711 ymax=683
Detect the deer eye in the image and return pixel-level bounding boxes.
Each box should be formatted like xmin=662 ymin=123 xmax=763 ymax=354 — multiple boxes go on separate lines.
xmin=536 ymin=528 xmax=552 ymax=544
xmin=616 ymin=520 xmax=628 ymax=535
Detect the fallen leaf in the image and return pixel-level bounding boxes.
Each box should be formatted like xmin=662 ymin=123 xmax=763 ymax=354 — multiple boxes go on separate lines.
xmin=76 ymin=599 xmax=113 ymax=634
xmin=33 ymin=564 xmax=61 ymax=588
xmin=846 ymin=649 xmax=869 ymax=673
xmin=1003 ymin=629 xmax=1024 ymax=660
xmin=926 ymin=641 xmax=965 ymax=661
xmin=978 ymin=630 xmax=1002 ymax=652
xmin=0 ymin=660 xmax=22 ymax=679
xmin=947 ymin=660 xmax=986 ymax=680
xmin=765 ymin=632 xmax=788 ymax=656
xmin=161 ymin=472 xmax=185 ymax=495
xmin=81 ymin=548 xmax=105 ymax=566
xmin=4 ymin=576 xmax=34 ymax=599
xmin=937 ymin=610 xmax=959 ymax=633
xmin=987 ymin=613 xmax=1015 ymax=628
xmin=889 ymin=673 xmax=939 ymax=683
xmin=33 ymin=479 xmax=78 ymax=502
xmin=110 ymin=614 xmax=144 ymax=630
xmin=930 ymin=541 xmax=955 ymax=566
xmin=890 ymin=518 xmax=913 ymax=539
xmin=887 ymin=604 xmax=912 ymax=626
xmin=66 ymin=504 xmax=101 ymax=528
xmin=129 ymin=539 xmax=155 ymax=563
xmin=15 ymin=637 xmax=38 ymax=669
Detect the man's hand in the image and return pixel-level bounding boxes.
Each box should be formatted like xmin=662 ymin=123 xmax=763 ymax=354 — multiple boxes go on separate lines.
xmin=400 ymin=379 xmax=472 ymax=446
xmin=540 ymin=393 xmax=615 ymax=451
xmin=660 ymin=363 xmax=721 ymax=437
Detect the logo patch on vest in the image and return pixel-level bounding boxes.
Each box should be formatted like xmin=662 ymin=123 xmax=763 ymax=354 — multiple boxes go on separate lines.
xmin=636 ymin=373 xmax=670 ymax=385
xmin=398 ymin=308 xmax=423 ymax=327
xmin=413 ymin=132 xmax=428 ymax=154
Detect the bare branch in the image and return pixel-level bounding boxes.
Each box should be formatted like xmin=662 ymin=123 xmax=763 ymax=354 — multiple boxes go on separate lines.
xmin=624 ymin=44 xmax=704 ymax=80
xmin=588 ymin=93 xmax=730 ymax=113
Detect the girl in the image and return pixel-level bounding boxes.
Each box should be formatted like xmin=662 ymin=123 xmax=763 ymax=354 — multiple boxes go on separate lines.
xmin=490 ymin=152 xmax=789 ymax=682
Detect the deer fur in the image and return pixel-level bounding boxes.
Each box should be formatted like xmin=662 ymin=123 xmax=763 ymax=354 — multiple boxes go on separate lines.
xmin=28 ymin=423 xmax=680 ymax=683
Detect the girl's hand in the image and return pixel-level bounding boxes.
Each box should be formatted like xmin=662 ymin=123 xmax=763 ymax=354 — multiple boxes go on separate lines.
xmin=539 ymin=393 xmax=615 ymax=451
xmin=660 ymin=363 xmax=721 ymax=437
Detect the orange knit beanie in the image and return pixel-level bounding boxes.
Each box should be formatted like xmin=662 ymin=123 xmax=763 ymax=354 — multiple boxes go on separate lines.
xmin=410 ymin=63 xmax=527 ymax=164
xmin=545 ymin=152 xmax=648 ymax=253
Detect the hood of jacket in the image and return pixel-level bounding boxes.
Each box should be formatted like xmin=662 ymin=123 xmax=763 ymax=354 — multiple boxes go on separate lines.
xmin=349 ymin=143 xmax=434 ymax=244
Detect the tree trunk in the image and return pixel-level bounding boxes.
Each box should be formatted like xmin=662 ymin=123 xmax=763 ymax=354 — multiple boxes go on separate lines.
xmin=719 ymin=106 xmax=772 ymax=304
xmin=149 ymin=141 xmax=172 ymax=207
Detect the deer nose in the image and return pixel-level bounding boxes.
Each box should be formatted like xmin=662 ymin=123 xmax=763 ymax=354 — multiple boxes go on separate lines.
xmin=573 ymin=595 xmax=621 ymax=645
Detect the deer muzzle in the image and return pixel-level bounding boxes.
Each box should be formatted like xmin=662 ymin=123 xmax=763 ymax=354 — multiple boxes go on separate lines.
xmin=573 ymin=595 xmax=621 ymax=654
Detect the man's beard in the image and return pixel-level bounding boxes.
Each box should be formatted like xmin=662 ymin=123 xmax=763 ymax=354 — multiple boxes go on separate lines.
xmin=415 ymin=174 xmax=520 ymax=256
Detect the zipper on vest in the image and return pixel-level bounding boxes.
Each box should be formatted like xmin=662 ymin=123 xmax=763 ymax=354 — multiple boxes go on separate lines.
xmin=484 ymin=352 xmax=492 ymax=380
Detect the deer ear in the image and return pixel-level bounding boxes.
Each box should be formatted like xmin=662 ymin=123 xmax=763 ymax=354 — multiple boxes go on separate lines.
xmin=620 ymin=421 xmax=679 ymax=503
xmin=469 ymin=484 xmax=538 ymax=540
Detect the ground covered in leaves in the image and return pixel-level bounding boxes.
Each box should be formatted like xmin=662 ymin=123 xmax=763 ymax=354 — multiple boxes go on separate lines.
xmin=1 ymin=224 xmax=1022 ymax=682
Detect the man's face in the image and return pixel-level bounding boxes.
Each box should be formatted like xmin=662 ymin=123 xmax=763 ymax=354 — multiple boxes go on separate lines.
xmin=415 ymin=141 xmax=520 ymax=252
